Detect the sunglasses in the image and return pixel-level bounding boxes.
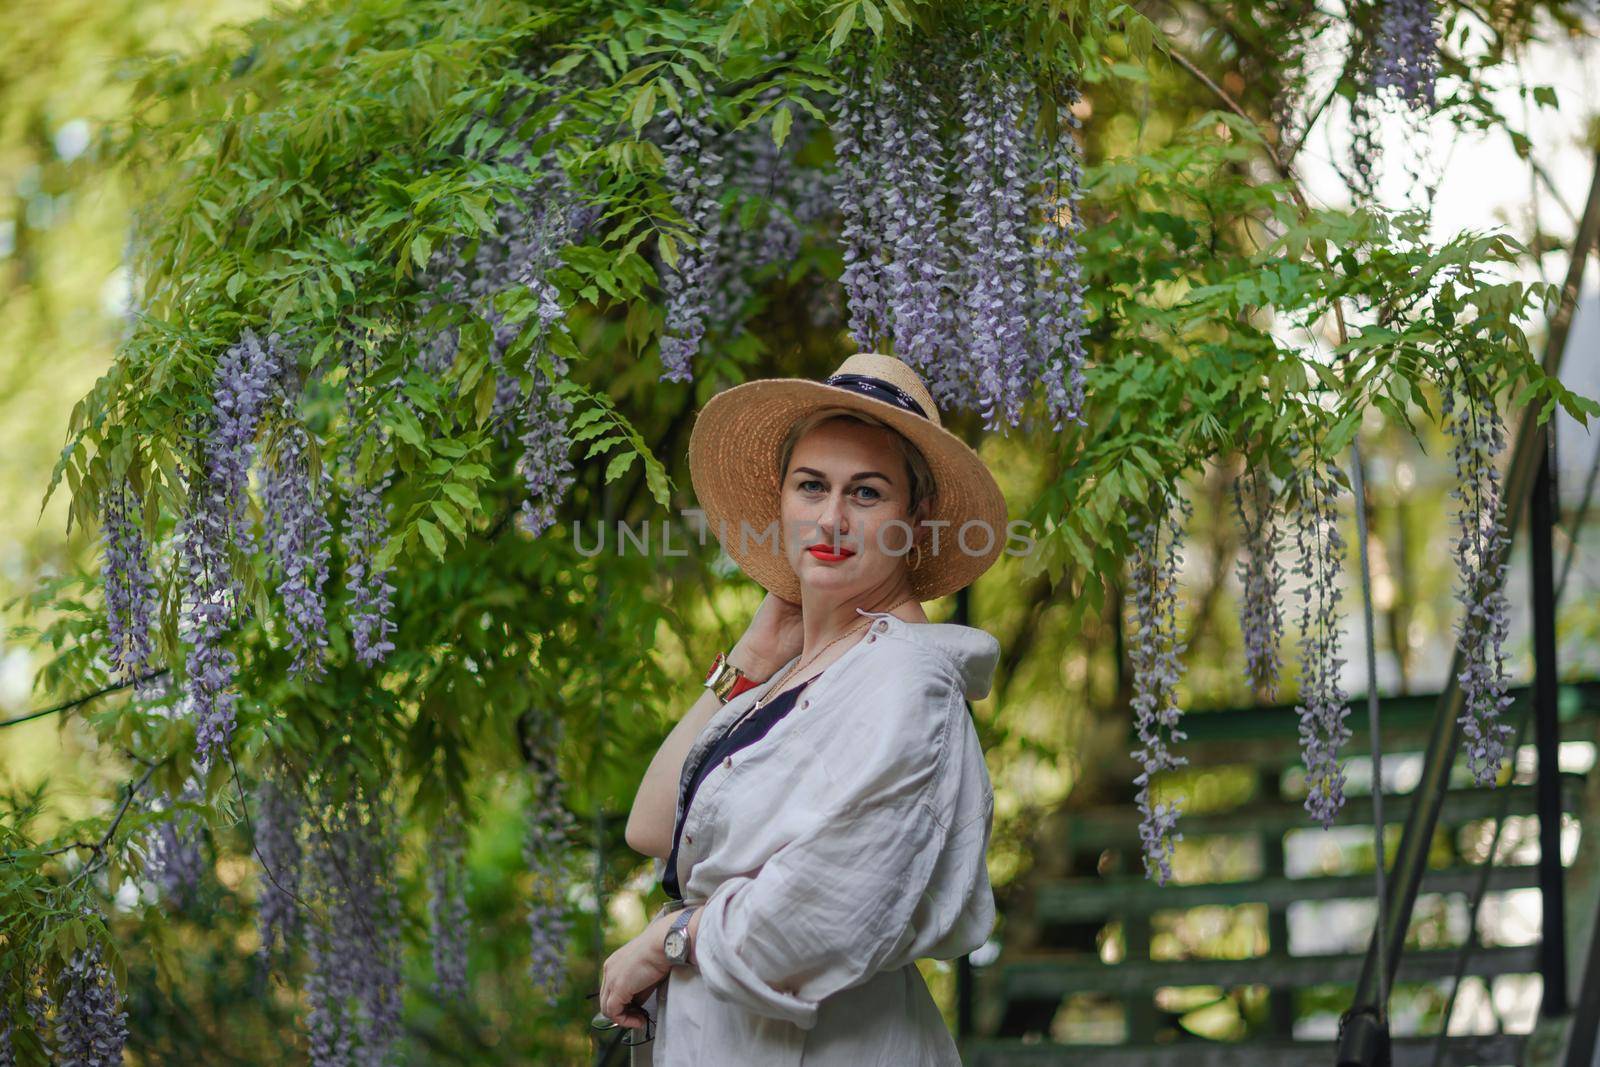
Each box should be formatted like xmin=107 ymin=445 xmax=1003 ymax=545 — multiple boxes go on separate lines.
xmin=584 ymin=990 xmax=655 ymax=1046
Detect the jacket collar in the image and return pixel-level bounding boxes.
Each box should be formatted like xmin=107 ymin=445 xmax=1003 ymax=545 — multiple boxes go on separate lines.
xmin=855 ymin=608 xmax=1001 ymax=701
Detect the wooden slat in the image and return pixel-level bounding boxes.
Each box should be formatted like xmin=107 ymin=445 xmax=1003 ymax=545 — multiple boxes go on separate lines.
xmin=965 ymin=1033 xmax=1526 ymax=1067
xmin=1035 ymin=862 xmax=1544 ymax=921
xmin=1064 ymin=776 xmax=1586 ymax=851
xmin=1110 ymin=681 xmax=1600 ymax=771
xmin=998 ymin=943 xmax=1539 ymax=999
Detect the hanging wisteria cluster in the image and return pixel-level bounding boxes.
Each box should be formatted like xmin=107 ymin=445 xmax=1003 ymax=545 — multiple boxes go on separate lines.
xmin=827 ymin=34 xmax=1089 ymax=431
xmin=1373 ymin=0 xmax=1440 ymax=112
xmin=255 ymin=775 xmax=303 ymax=968
xmin=658 ymin=102 xmax=728 ymax=385
xmin=1126 ymin=491 xmax=1193 ymax=884
xmin=1341 ymin=33 xmax=1385 ymax=206
xmin=3 ymin=941 xmax=129 ymax=1067
xmin=1234 ymin=465 xmax=1288 ymax=699
xmin=300 ymin=777 xmax=404 ymax=1067
xmin=100 ymin=479 xmax=157 ymax=681
xmin=338 ymin=446 xmax=399 ymax=669
xmin=179 ymin=329 xmax=281 ymax=766
xmin=263 ymin=384 xmax=334 ymax=680
xmin=651 ymin=93 xmax=832 ymax=385
xmin=522 ymin=710 xmax=577 ymax=1006
xmin=880 ymin=56 xmax=953 ymax=387
xmin=1441 ymin=378 xmax=1515 ymax=785
xmin=428 ymin=816 xmax=470 ymax=1004
xmin=1288 ymin=449 xmax=1352 ymax=828
xmin=410 ymin=98 xmax=595 ymax=540
xmin=51 ymin=944 xmax=128 ymax=1067
xmin=144 ymin=784 xmax=206 ymax=909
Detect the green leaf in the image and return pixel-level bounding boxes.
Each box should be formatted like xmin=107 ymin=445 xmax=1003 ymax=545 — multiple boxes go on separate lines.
xmin=547 ymin=51 xmax=586 ymax=78
xmin=410 ymin=233 xmax=432 ymax=270
xmin=392 ymin=407 xmax=428 ymax=449
xmin=417 ymin=519 xmax=447 ymax=560
xmin=645 ymin=460 xmax=671 ymax=508
xmin=431 ymin=499 xmax=466 ymax=540
xmin=828 ymin=3 xmax=858 ymax=51
xmin=630 ymin=83 xmax=658 ymax=131
xmin=861 ymin=0 xmax=883 ymax=35
xmin=771 ymin=104 xmax=793 ymax=149
xmin=442 ymin=483 xmax=480 ymax=512
xmin=658 ymin=233 xmax=679 ymax=269
xmin=586 ymin=434 xmax=627 ymax=459
xmin=605 ymin=449 xmax=637 ymax=483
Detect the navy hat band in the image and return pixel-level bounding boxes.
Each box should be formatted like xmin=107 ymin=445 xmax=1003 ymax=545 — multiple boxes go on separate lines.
xmin=821 ymin=373 xmax=930 ymax=420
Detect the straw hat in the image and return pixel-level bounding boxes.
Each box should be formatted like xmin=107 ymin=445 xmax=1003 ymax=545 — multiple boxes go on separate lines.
xmin=687 ymin=352 xmax=1009 ymax=603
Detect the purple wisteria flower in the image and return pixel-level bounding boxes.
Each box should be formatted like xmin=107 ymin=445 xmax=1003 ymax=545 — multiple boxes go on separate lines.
xmin=429 ymin=816 xmax=470 ymax=1003
xmin=832 ymin=57 xmax=892 ymax=356
xmin=1289 ymin=449 xmax=1351 ymax=827
xmin=881 ymin=53 xmax=961 ymax=400
xmin=1234 ymin=465 xmax=1288 ymax=699
xmin=1374 ymin=0 xmax=1440 ymax=112
xmin=303 ymin=779 xmax=403 ymax=1067
xmin=146 ymin=785 xmax=206 ymax=908
xmin=264 ymin=415 xmax=333 ymax=681
xmin=53 ymin=942 xmax=128 ymax=1067
xmin=339 ymin=433 xmax=398 ymax=668
xmin=180 ymin=329 xmax=281 ymax=767
xmin=101 ymin=479 xmax=158 ymax=680
xmin=658 ymin=102 xmax=727 ymax=383
xmin=255 ymin=775 xmax=303 ymax=967
xmin=1030 ymin=90 xmax=1090 ymax=432
xmin=513 ymin=249 xmax=580 ymax=538
xmin=954 ymin=44 xmax=1036 ymax=432
xmin=523 ymin=712 xmax=576 ymax=1006
xmin=1127 ymin=491 xmax=1193 ymax=885
xmin=1441 ymin=380 xmax=1515 ymax=785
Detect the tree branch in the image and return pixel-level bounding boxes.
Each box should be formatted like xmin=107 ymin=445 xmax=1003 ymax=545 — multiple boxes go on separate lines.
xmin=0 ymin=666 xmax=169 ymax=730
xmin=49 ymin=759 xmax=163 ymax=889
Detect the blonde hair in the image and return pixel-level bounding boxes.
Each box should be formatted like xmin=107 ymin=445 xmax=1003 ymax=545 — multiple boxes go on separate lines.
xmin=776 ymin=406 xmax=937 ymax=518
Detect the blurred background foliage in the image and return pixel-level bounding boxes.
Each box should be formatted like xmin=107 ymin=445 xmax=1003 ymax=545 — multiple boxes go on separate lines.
xmin=1 ymin=0 xmax=1598 ymax=1062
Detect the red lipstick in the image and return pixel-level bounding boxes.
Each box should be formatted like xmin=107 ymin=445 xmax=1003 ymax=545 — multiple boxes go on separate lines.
xmin=806 ymin=544 xmax=855 ymax=562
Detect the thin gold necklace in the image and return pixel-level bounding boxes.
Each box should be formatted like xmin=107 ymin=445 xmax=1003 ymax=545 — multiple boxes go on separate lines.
xmin=749 ymin=617 xmax=874 ymax=714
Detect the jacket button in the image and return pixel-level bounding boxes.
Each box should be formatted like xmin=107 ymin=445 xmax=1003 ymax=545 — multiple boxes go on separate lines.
xmin=874 ymin=620 xmax=889 ymax=632
xmin=801 ymin=700 xmax=809 ymax=709
xmin=686 ymin=833 xmax=693 ymax=843
xmin=724 ymin=757 xmax=732 ymax=768
xmin=867 ymin=634 xmax=876 ymax=642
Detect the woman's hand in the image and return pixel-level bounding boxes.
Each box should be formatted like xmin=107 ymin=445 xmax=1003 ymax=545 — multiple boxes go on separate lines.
xmin=731 ymin=591 xmax=804 ymax=678
xmin=599 ymin=910 xmax=677 ymax=1030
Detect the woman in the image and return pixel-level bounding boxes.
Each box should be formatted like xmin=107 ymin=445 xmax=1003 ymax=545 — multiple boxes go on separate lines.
xmin=603 ymin=352 xmax=1008 ymax=1066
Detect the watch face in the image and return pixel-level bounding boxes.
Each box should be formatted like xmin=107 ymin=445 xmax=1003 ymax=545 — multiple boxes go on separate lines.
xmin=665 ymin=929 xmax=686 ymax=959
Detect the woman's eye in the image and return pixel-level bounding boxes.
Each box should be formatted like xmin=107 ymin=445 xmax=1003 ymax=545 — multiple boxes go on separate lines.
xmin=799 ymin=479 xmax=824 ymax=492
xmin=854 ymin=485 xmax=881 ymax=501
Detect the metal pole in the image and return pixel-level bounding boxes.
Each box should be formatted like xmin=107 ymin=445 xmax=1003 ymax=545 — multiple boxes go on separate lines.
xmin=1336 ymin=441 xmax=1393 ymax=1067
xmin=1533 ymin=419 xmax=1569 ymax=1015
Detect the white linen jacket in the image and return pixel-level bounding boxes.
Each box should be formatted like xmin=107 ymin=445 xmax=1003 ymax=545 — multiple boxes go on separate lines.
xmin=639 ymin=606 xmax=1000 ymax=1067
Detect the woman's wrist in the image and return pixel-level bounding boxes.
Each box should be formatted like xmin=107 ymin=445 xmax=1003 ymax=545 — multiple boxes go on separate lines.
xmin=726 ymin=640 xmax=780 ymax=682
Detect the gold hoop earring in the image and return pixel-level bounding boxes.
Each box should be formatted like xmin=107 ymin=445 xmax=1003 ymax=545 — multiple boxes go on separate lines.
xmin=907 ymin=542 xmax=924 ymax=571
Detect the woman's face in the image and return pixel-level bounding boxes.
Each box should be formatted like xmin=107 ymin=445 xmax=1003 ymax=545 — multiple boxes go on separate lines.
xmin=779 ymin=418 xmax=927 ymax=599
